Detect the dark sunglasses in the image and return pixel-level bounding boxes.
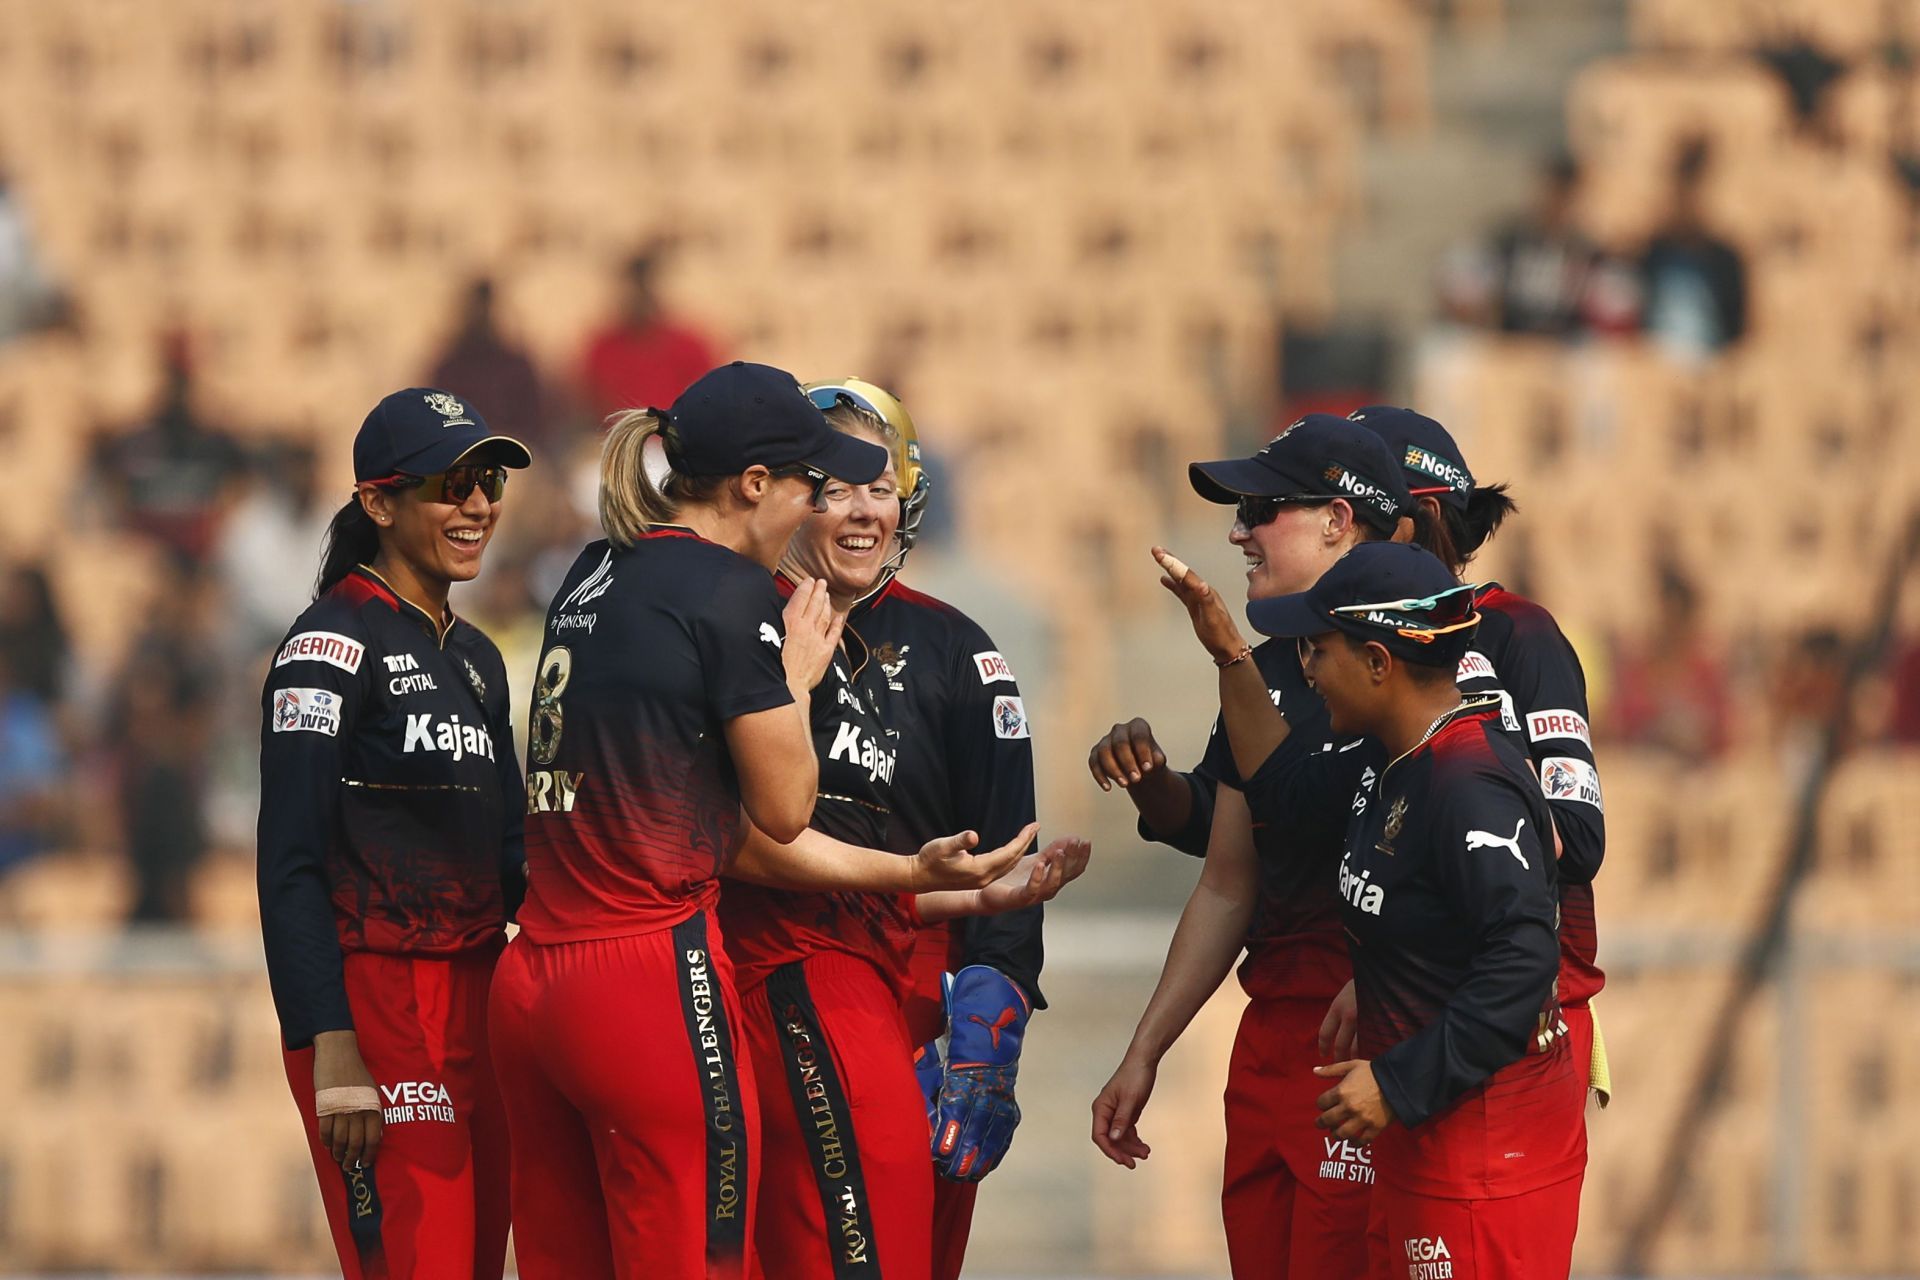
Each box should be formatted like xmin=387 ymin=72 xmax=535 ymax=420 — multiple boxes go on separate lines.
xmin=1235 ymin=493 xmax=1339 ymax=529
xmin=768 ymin=462 xmax=832 ymax=512
xmin=381 ymin=463 xmax=509 ymax=505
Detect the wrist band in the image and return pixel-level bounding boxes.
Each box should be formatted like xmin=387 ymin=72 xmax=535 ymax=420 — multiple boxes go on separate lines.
xmin=316 ymin=1086 xmax=381 ymax=1117
xmin=1214 ymin=644 xmax=1254 ymax=669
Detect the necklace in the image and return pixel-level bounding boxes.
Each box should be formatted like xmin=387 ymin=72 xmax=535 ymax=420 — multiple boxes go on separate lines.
xmin=1419 ymin=699 xmax=1466 ymax=748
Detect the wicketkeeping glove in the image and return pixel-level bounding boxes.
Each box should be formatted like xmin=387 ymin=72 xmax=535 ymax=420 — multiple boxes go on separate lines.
xmin=912 ymin=1038 xmax=943 ymax=1136
xmin=932 ymin=965 xmax=1031 ymax=1182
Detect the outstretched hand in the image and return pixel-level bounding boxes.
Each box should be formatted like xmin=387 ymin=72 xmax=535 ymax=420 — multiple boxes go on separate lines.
xmin=1152 ymin=547 xmax=1248 ymax=665
xmin=977 ymin=836 xmax=1092 ymax=914
xmin=911 ymin=822 xmax=1040 ymax=893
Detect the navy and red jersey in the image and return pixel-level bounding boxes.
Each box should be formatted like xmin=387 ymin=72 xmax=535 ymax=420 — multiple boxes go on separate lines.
xmin=721 ymin=584 xmax=919 ymax=993
xmin=516 ymin=530 xmax=793 ymax=943
xmin=1156 ymin=639 xmax=1378 ymax=1002
xmin=1455 ymin=585 xmax=1606 ymax=1008
xmin=1344 ymin=700 xmax=1581 ymax=1196
xmin=859 ymin=579 xmax=1045 ymax=1007
xmin=257 ymin=566 xmax=523 ymax=1049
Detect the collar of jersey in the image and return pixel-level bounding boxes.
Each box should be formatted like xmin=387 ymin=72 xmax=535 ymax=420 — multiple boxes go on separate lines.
xmin=352 ymin=564 xmax=456 ymax=647
xmin=1380 ymin=691 xmax=1505 ymax=780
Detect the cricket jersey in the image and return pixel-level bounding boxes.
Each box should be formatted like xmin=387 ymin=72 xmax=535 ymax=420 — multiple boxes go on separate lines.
xmin=1455 ymin=585 xmax=1606 ymax=1008
xmin=516 ymin=529 xmax=794 ymax=943
xmin=257 ymin=565 xmax=523 ymax=1049
xmin=859 ymin=578 xmax=1045 ymax=1006
xmin=1343 ymin=700 xmax=1582 ymax=1197
xmin=721 ymin=578 xmax=919 ymax=994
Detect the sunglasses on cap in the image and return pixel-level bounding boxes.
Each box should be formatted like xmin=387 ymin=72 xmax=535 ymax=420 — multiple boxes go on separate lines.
xmin=1328 ymin=582 xmax=1481 ymax=643
xmin=375 ymin=463 xmax=510 ymax=504
xmin=1235 ymin=493 xmax=1343 ymax=529
xmin=769 ymin=462 xmax=832 ymax=513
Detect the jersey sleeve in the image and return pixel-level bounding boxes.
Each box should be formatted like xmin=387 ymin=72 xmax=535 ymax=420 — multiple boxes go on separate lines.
xmin=942 ymin=625 xmax=1045 ymax=1006
xmin=1370 ymin=771 xmax=1560 ymax=1129
xmin=256 ymin=620 xmax=366 ymax=1049
xmin=1240 ymin=739 xmax=1369 ymax=859
xmin=1501 ymin=620 xmax=1605 ymax=886
xmin=698 ymin=561 xmax=798 ymax=721
xmin=485 ymin=650 xmax=527 ymax=922
xmin=1135 ymin=769 xmax=1216 ymax=858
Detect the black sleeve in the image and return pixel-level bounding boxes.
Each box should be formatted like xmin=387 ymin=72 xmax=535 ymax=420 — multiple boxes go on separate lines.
xmin=1135 ymin=769 xmax=1216 ymax=858
xmin=1371 ymin=776 xmax=1560 ymax=1129
xmin=1240 ymin=740 xmax=1368 ymax=860
xmin=698 ymin=563 xmax=797 ymax=720
xmin=256 ymin=636 xmax=364 ymax=1049
xmin=1503 ymin=624 xmax=1606 ymax=887
xmin=489 ymin=661 xmax=527 ymax=922
xmin=941 ymin=629 xmax=1045 ymax=1007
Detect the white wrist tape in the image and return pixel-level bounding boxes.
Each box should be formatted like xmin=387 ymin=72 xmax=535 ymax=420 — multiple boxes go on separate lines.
xmin=316 ymin=1086 xmax=381 ymax=1117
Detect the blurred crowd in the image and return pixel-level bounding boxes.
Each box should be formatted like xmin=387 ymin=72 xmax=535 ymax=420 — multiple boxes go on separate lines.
xmin=0 ymin=207 xmax=1910 ymax=928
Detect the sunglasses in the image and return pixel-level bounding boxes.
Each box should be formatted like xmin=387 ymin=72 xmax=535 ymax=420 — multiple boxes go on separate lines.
xmin=1235 ymin=493 xmax=1340 ymax=529
xmin=808 ymin=386 xmax=887 ymax=419
xmin=1328 ymin=583 xmax=1482 ymax=643
xmin=380 ymin=463 xmax=509 ymax=505
xmin=769 ymin=462 xmax=832 ymax=512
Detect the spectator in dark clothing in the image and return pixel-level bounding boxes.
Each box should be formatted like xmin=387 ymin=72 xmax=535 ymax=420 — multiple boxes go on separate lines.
xmin=1640 ymin=141 xmax=1748 ymax=359
xmin=92 ymin=335 xmax=247 ymax=563
xmin=1439 ymin=152 xmax=1637 ymax=338
xmin=1755 ymin=39 xmax=1847 ymax=141
xmin=111 ymin=559 xmax=220 ymax=924
xmin=576 ymin=248 xmax=718 ymax=421
xmin=1889 ymin=636 xmax=1920 ymax=745
xmin=428 ymin=277 xmax=552 ymax=452
xmin=0 ymin=562 xmax=69 ymax=706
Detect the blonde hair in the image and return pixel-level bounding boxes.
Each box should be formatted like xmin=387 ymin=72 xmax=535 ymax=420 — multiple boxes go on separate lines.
xmin=598 ymin=409 xmax=720 ymax=548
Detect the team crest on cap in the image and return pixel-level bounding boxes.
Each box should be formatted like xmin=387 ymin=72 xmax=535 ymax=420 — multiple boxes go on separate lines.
xmin=423 ymin=392 xmax=474 ymax=426
xmin=1258 ymin=419 xmax=1306 ymax=455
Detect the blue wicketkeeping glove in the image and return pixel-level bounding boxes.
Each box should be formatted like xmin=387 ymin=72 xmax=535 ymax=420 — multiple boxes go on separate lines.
xmin=932 ymin=965 xmax=1031 ymax=1182
xmin=912 ymin=1038 xmax=943 ymax=1137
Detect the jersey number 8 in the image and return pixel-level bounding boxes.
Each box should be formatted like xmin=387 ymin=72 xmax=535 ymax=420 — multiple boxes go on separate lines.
xmin=529 ymin=646 xmax=571 ymax=766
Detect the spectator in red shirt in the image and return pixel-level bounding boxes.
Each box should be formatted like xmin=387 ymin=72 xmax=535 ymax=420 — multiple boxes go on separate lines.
xmin=1607 ymin=559 xmax=1733 ymax=760
xmin=577 ymin=248 xmax=718 ymax=422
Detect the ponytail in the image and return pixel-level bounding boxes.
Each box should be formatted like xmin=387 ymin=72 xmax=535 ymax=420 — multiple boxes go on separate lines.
xmin=599 ymin=408 xmax=722 ymax=548
xmin=315 ymin=497 xmax=382 ymax=598
xmin=1409 ymin=483 xmax=1518 ymax=573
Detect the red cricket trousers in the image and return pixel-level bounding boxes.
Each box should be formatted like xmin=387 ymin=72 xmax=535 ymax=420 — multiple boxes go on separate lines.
xmin=902 ymin=921 xmax=977 ymax=1280
xmin=487 ymin=913 xmax=757 ymax=1280
xmin=1368 ymin=1174 xmax=1583 ymax=1280
xmin=281 ymin=944 xmax=510 ymax=1280
xmin=1222 ymin=996 xmax=1373 ymax=1280
xmin=741 ymin=952 xmax=933 ymax=1280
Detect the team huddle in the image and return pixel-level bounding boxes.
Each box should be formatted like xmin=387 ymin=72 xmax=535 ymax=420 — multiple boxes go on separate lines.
xmin=256 ymin=364 xmax=1604 ymax=1280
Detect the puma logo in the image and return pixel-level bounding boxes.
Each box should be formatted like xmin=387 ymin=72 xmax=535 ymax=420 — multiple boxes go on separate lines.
xmin=968 ymin=1007 xmax=1019 ymax=1052
xmin=758 ymin=622 xmax=782 ymax=650
xmin=1465 ymin=819 xmax=1529 ymax=870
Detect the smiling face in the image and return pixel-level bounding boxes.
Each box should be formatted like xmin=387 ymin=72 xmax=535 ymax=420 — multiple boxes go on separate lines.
xmin=784 ymin=428 xmax=901 ymax=604
xmin=1297 ymin=629 xmax=1383 ymax=737
xmin=362 ymin=472 xmax=502 ymax=589
xmin=1231 ymin=499 xmax=1358 ymax=601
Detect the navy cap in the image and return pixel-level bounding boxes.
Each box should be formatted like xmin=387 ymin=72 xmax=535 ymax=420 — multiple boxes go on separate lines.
xmin=663 ymin=362 xmax=887 ymax=483
xmin=1188 ymin=414 xmax=1410 ymax=533
xmin=1246 ymin=542 xmax=1479 ymax=667
xmin=353 ymin=388 xmax=533 ymax=481
xmin=1346 ymin=405 xmax=1475 ymax=513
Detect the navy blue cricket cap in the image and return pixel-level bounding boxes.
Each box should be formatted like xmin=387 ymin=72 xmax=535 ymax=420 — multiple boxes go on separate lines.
xmin=353 ymin=387 xmax=533 ymax=482
xmin=1188 ymin=414 xmax=1410 ymax=533
xmin=662 ymin=361 xmax=887 ymax=483
xmin=1346 ymin=405 xmax=1475 ymax=513
xmin=1246 ymin=542 xmax=1479 ymax=667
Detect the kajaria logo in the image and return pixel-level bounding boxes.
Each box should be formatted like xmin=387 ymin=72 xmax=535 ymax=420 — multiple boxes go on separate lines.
xmin=402 ymin=713 xmax=495 ymax=761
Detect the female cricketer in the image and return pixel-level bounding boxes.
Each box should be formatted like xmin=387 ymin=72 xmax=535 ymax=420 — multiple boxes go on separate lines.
xmin=1345 ymin=405 xmax=1605 ymax=1101
xmin=258 ymin=388 xmax=531 ymax=1279
xmin=1089 ymin=416 xmax=1411 ymax=1279
xmin=487 ymin=363 xmax=1041 ymax=1279
xmin=721 ymin=389 xmax=1090 ymax=1280
xmin=1249 ymin=542 xmax=1585 ymax=1279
